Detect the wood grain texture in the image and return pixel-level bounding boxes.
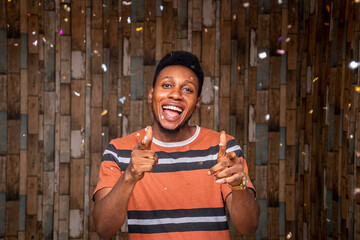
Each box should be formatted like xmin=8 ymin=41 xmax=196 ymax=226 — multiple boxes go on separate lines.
xmin=0 ymin=1 xmax=359 ymax=238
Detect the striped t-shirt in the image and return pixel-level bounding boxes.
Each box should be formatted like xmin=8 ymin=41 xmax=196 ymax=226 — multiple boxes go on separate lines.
xmin=94 ymin=126 xmax=255 ymax=240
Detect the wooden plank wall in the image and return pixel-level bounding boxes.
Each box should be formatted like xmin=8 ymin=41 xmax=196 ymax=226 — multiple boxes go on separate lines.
xmin=0 ymin=0 xmax=359 ymax=239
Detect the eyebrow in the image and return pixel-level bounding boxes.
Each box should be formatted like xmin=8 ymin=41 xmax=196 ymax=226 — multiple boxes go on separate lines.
xmin=161 ymin=76 xmax=197 ymax=86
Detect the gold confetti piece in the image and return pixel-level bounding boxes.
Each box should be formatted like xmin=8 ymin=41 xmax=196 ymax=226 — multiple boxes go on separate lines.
xmin=309 ymin=109 xmax=313 ymax=114
xmin=101 ymin=109 xmax=108 ymax=116
xmin=302 ymin=152 xmax=306 ymax=155
xmin=355 ymin=85 xmax=360 ymax=92
xmin=136 ymin=27 xmax=143 ymax=31
xmin=326 ymin=5 xmax=330 ymax=12
xmin=355 ymin=151 xmax=360 ymax=157
xmin=64 ymin=18 xmax=68 ymax=22
xmin=286 ymin=232 xmax=292 ymax=239
xmin=313 ymin=77 xmax=319 ymax=82
xmin=101 ymin=132 xmax=105 ymax=136
xmin=350 ymin=135 xmax=354 ymax=139
xmin=348 ymin=103 xmax=351 ymax=108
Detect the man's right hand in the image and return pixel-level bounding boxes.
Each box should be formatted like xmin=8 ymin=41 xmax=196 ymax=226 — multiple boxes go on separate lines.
xmin=126 ymin=126 xmax=158 ymax=182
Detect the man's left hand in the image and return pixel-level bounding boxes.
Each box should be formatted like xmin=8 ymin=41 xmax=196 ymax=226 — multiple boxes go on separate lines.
xmin=207 ymin=131 xmax=245 ymax=187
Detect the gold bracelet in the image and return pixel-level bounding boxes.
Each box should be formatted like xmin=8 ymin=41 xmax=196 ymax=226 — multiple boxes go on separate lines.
xmin=226 ymin=173 xmax=248 ymax=190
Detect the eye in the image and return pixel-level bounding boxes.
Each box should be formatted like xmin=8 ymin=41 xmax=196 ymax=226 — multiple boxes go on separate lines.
xmin=183 ymin=87 xmax=193 ymax=93
xmin=162 ymin=83 xmax=172 ymax=88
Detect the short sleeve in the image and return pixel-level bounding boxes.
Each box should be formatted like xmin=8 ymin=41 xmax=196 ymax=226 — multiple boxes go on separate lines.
xmin=92 ymin=157 xmax=123 ymax=201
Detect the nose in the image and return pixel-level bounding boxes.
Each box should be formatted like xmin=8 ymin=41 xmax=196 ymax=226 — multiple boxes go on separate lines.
xmin=168 ymin=87 xmax=183 ymax=100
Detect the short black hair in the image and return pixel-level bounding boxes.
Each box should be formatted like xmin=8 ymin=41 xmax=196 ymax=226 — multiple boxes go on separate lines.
xmin=152 ymin=51 xmax=204 ymax=97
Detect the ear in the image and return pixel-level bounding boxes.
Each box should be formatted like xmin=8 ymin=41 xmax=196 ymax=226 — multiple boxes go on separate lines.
xmin=148 ymin=88 xmax=154 ymax=103
xmin=195 ymin=96 xmax=201 ymax=112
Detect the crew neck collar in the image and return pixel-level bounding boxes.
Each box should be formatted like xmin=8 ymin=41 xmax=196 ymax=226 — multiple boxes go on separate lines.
xmin=149 ymin=125 xmax=200 ymax=148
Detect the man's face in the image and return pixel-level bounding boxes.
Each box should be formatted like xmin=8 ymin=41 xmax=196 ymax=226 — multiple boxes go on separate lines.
xmin=148 ymin=65 xmax=201 ymax=132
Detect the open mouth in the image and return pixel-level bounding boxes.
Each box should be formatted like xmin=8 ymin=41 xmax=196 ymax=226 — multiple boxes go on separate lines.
xmin=162 ymin=105 xmax=183 ymax=118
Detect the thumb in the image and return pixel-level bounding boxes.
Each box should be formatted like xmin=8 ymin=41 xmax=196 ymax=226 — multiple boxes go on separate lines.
xmin=141 ymin=126 xmax=153 ymax=150
xmin=218 ymin=131 xmax=226 ymax=162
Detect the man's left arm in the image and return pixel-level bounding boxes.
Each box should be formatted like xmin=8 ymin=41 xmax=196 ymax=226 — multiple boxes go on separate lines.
xmin=208 ymin=131 xmax=260 ymax=235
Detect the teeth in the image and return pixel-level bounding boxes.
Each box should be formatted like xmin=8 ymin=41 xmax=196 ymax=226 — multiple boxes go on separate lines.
xmin=163 ymin=105 xmax=183 ymax=113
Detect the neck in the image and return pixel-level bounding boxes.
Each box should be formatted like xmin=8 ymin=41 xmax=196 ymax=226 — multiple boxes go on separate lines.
xmin=151 ymin=122 xmax=196 ymax=143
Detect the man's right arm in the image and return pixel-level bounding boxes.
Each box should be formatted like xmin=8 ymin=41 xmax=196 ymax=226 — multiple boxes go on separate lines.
xmin=92 ymin=170 xmax=137 ymax=239
xmin=92 ymin=127 xmax=157 ymax=239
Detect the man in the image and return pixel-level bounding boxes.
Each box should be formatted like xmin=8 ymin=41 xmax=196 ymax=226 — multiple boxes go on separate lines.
xmin=93 ymin=51 xmax=259 ymax=239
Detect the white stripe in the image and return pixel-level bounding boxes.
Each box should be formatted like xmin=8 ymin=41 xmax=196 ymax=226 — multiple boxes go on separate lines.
xmin=226 ymin=145 xmax=241 ymax=153
xmin=102 ymin=149 xmax=130 ymax=163
xmin=128 ymin=216 xmax=227 ymax=225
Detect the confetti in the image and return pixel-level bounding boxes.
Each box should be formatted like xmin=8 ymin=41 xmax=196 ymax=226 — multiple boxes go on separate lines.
xmin=207 ymin=106 xmax=211 ymax=110
xmin=265 ymin=114 xmax=270 ymax=121
xmin=258 ymin=52 xmax=267 ymax=59
xmin=326 ymin=5 xmax=330 ymax=13
xmin=238 ymin=66 xmax=241 ymax=70
xmin=103 ymin=4 xmax=107 ymax=7
xmin=233 ymin=14 xmax=237 ymax=20
xmin=286 ymin=232 xmax=292 ymax=239
xmin=280 ymin=143 xmax=283 ymax=147
xmin=33 ymin=40 xmax=38 ymax=46
xmin=309 ymin=109 xmax=313 ymax=114
xmin=74 ymin=91 xmax=80 ymax=96
xmin=160 ymin=5 xmax=164 ymax=11
xmin=161 ymin=115 xmax=164 ymax=119
xmin=354 ymin=188 xmax=360 ymax=195
xmin=286 ymin=37 xmax=291 ymax=42
xmin=118 ymin=113 xmax=123 ymax=117
xmin=64 ymin=18 xmax=68 ymax=22
xmin=350 ymin=135 xmax=354 ymax=139
xmin=101 ymin=110 xmax=108 ymax=116
xmin=355 ymin=86 xmax=360 ymax=92
xmin=42 ymin=37 xmax=46 ymax=42
xmin=277 ymin=49 xmax=285 ymax=55
xmin=356 ymin=0 xmax=360 ymax=3
xmin=243 ymin=2 xmax=250 ymax=7
xmin=349 ymin=61 xmax=359 ymax=70
xmin=301 ymin=152 xmax=306 ymax=156
xmin=313 ymin=77 xmax=319 ymax=82
xmin=59 ymin=29 xmax=63 ymax=35
xmin=101 ymin=64 xmax=107 ymax=72
xmin=136 ymin=133 xmax=140 ymax=136
xmin=278 ymin=0 xmax=282 ymax=3
xmin=102 ymin=132 xmax=105 ymax=136
xmin=14 ymin=43 xmax=19 ymax=46
xmin=213 ymin=86 xmax=219 ymax=91
xmin=136 ymin=27 xmax=143 ymax=31
xmin=50 ymin=44 xmax=54 ymax=48
xmin=355 ymin=151 xmax=360 ymax=157
xmin=127 ymin=17 xmax=131 ymax=24
xmin=122 ymin=1 xmax=132 ymax=5
xmin=204 ymin=28 xmax=208 ymax=33
xmin=119 ymin=96 xmax=126 ymax=104
xmin=119 ymin=17 xmax=122 ymax=22
xmin=32 ymin=31 xmax=36 ymax=35
xmin=278 ymin=36 xmax=284 ymax=41
xmin=287 ymin=24 xmax=292 ymax=29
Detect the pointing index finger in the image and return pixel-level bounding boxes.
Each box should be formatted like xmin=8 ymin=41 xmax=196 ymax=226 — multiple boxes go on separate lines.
xmin=218 ymin=131 xmax=226 ymax=163
xmin=142 ymin=126 xmax=153 ymax=150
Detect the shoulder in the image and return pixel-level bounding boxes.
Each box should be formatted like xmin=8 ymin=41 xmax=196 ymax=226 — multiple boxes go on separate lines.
xmin=108 ymin=128 xmax=146 ymax=150
xmin=198 ymin=127 xmax=236 ymax=142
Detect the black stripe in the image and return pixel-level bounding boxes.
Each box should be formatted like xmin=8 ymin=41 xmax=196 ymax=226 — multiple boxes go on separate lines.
xmin=128 ymin=221 xmax=228 ymax=234
xmin=102 ymin=139 xmax=245 ymax=172
xmin=103 ymin=139 xmax=242 ymax=160
xmin=128 ymin=207 xmax=226 ymax=219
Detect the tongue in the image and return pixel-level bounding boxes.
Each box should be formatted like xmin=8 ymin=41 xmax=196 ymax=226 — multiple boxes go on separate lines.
xmin=164 ymin=109 xmax=180 ymax=117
